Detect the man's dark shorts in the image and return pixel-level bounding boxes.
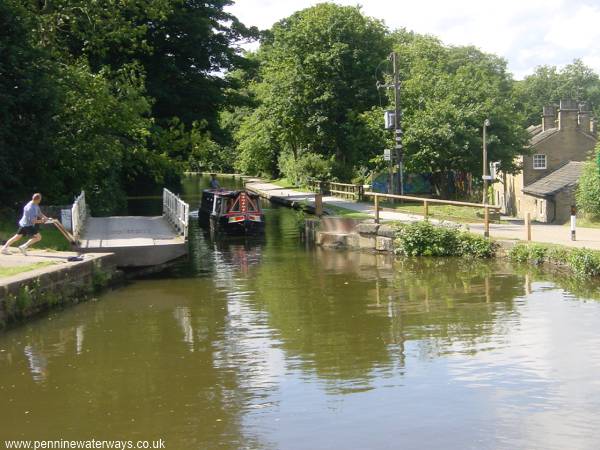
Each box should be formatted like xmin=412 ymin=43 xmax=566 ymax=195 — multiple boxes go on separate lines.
xmin=17 ymin=225 xmax=39 ymax=236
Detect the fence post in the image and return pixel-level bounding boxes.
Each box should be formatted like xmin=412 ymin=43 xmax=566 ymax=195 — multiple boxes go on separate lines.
xmin=484 ymin=206 xmax=490 ymax=238
xmin=374 ymin=195 xmax=380 ymax=224
xmin=525 ymin=213 xmax=531 ymax=241
xmin=424 ymin=200 xmax=429 ymax=219
xmin=315 ymin=194 xmax=323 ymax=217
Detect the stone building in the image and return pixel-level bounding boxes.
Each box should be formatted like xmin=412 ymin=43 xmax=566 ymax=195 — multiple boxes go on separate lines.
xmin=494 ymin=100 xmax=597 ymax=223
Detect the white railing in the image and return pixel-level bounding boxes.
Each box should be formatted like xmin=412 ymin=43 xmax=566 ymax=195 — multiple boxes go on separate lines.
xmin=71 ymin=191 xmax=87 ymax=238
xmin=163 ymin=188 xmax=189 ymax=239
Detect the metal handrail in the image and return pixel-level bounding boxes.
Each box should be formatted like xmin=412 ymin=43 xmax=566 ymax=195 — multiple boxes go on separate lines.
xmin=71 ymin=191 xmax=87 ymax=238
xmin=163 ymin=188 xmax=189 ymax=239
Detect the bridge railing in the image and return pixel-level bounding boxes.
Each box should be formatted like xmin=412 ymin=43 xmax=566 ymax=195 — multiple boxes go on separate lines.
xmin=71 ymin=191 xmax=87 ymax=238
xmin=163 ymin=188 xmax=189 ymax=239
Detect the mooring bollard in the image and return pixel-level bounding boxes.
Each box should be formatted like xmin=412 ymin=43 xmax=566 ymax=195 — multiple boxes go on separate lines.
xmin=525 ymin=213 xmax=531 ymax=241
xmin=571 ymin=205 xmax=577 ymax=241
xmin=484 ymin=206 xmax=490 ymax=238
xmin=315 ymin=194 xmax=323 ymax=217
xmin=374 ymin=195 xmax=380 ymax=224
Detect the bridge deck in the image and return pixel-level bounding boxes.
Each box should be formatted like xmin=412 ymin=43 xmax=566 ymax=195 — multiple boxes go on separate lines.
xmin=79 ymin=216 xmax=183 ymax=248
xmin=78 ymin=216 xmax=187 ymax=267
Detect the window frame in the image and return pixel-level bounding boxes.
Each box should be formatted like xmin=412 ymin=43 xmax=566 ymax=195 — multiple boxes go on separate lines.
xmin=533 ymin=154 xmax=547 ymax=170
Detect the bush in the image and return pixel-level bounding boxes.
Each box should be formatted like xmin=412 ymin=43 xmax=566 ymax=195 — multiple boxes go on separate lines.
xmin=508 ymin=243 xmax=548 ymax=264
xmin=278 ymin=151 xmax=333 ymax=186
xmin=576 ymin=158 xmax=600 ymax=219
xmin=459 ymin=232 xmax=497 ymax=258
xmin=568 ymin=248 xmax=600 ymax=278
xmin=509 ymin=243 xmax=600 ymax=278
xmin=394 ymin=221 xmax=496 ymax=258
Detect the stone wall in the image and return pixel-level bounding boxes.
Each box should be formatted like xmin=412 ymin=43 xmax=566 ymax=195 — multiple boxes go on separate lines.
xmin=312 ymin=218 xmax=395 ymax=253
xmin=0 ymin=253 xmax=117 ymax=328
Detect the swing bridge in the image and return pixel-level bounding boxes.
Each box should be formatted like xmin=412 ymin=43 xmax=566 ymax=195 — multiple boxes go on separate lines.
xmin=58 ymin=189 xmax=189 ymax=267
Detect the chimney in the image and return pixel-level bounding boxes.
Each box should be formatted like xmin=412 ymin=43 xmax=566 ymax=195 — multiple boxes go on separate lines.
xmin=558 ymin=99 xmax=578 ymax=130
xmin=542 ymin=105 xmax=557 ymax=131
xmin=579 ymin=102 xmax=591 ymax=134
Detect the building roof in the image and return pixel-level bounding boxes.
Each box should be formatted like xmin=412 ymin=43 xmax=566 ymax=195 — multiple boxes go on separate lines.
xmin=522 ymin=161 xmax=586 ymax=197
xmin=529 ymin=127 xmax=559 ymax=147
xmin=527 ymin=124 xmax=542 ymax=137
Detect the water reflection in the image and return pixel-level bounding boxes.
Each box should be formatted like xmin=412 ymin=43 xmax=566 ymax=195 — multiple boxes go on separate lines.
xmin=2 ymin=176 xmax=600 ymax=449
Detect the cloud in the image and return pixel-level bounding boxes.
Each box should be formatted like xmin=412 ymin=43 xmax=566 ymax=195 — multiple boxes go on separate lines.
xmin=226 ymin=0 xmax=600 ymax=80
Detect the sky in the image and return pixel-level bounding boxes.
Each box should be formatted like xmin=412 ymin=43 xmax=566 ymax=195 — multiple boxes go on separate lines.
xmin=226 ymin=0 xmax=600 ymax=80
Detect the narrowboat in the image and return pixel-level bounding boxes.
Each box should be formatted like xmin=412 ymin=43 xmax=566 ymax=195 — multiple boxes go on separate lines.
xmin=198 ymin=189 xmax=265 ymax=234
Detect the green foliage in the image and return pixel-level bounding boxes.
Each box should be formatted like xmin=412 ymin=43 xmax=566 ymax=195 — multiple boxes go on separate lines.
xmin=508 ymin=243 xmax=548 ymax=264
xmin=92 ymin=267 xmax=112 ymax=292
xmin=576 ymin=147 xmax=600 ymax=219
xmin=514 ymin=60 xmax=600 ymax=126
xmin=278 ymin=151 xmax=333 ymax=186
xmin=509 ymin=243 xmax=600 ymax=279
xmin=0 ymin=0 xmax=255 ymax=212
xmin=234 ymin=3 xmax=391 ymax=179
xmin=568 ymin=249 xmax=600 ymax=278
xmin=392 ymin=31 xmax=528 ymax=194
xmin=0 ymin=0 xmax=61 ymax=208
xmin=394 ymin=221 xmax=496 ymax=258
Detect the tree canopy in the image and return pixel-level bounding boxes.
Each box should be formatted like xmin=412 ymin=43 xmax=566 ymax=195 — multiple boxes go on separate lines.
xmin=0 ymin=0 xmax=255 ymax=212
xmin=514 ymin=59 xmax=600 ymax=126
xmin=2 ymin=0 xmax=599 ymax=211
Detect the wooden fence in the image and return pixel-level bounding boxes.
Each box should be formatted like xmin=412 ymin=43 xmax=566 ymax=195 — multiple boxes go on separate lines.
xmin=306 ymin=178 xmax=364 ymax=201
xmin=364 ymin=191 xmax=501 ymax=237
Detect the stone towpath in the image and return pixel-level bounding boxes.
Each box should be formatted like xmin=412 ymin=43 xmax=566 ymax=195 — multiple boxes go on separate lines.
xmin=0 ymin=249 xmax=101 ymax=287
xmin=244 ymin=178 xmax=600 ymax=250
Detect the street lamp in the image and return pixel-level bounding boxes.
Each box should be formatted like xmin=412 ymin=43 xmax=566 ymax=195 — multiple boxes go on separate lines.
xmin=482 ymin=119 xmax=491 ymax=205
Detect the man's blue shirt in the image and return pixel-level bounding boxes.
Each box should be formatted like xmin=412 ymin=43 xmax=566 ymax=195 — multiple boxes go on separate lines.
xmin=19 ymin=201 xmax=41 ymax=227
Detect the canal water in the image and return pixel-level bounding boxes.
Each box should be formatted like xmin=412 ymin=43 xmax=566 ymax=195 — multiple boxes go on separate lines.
xmin=2 ymin=175 xmax=600 ymax=449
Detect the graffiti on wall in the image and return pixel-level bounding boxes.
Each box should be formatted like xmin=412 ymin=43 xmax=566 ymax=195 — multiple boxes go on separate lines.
xmin=372 ymin=171 xmax=431 ymax=195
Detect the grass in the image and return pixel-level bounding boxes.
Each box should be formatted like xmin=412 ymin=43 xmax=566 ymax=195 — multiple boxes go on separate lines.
xmin=268 ymin=178 xmax=308 ymax=192
xmin=378 ymin=201 xmax=500 ymax=223
xmin=0 ymin=262 xmax=56 ymax=278
xmin=0 ymin=218 xmax=72 ymax=251
xmin=564 ymin=217 xmax=600 ymax=229
xmin=323 ymin=204 xmax=372 ymax=219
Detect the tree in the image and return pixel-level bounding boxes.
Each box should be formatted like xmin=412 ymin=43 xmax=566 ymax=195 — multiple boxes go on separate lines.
xmin=391 ymin=32 xmax=528 ymax=195
xmin=514 ymin=59 xmax=600 ymax=126
xmin=0 ymin=0 xmax=60 ymax=208
xmin=576 ymin=145 xmax=600 ymax=219
xmin=235 ymin=3 xmax=391 ymax=180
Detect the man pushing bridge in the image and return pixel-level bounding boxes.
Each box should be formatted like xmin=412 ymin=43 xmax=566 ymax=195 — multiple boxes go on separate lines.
xmin=1 ymin=193 xmax=53 ymax=256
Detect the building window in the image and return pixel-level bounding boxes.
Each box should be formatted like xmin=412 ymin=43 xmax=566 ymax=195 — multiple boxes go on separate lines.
xmin=533 ymin=154 xmax=547 ymax=170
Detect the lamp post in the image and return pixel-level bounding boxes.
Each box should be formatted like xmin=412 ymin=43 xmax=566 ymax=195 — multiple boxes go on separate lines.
xmin=482 ymin=119 xmax=491 ymax=205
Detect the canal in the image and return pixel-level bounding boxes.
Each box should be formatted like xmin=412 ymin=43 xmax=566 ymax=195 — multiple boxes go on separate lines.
xmin=2 ymin=175 xmax=600 ymax=449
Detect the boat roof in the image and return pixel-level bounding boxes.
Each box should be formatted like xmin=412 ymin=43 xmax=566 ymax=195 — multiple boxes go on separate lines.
xmin=203 ymin=189 xmax=260 ymax=198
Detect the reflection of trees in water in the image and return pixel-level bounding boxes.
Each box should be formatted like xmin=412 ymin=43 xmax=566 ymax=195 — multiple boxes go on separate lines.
xmin=388 ymin=258 xmax=525 ymax=358
xmin=0 ymin=283 xmax=272 ymax=449
xmin=245 ymin=250 xmax=526 ymax=391
xmin=510 ymin=263 xmax=600 ymax=301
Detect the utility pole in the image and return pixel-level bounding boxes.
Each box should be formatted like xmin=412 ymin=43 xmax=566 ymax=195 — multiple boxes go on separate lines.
xmin=378 ymin=53 xmax=403 ymax=195
xmin=392 ymin=52 xmax=404 ymax=195
xmin=482 ymin=119 xmax=491 ymax=204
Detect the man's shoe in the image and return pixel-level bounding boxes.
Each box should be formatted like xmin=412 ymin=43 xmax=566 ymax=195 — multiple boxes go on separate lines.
xmin=18 ymin=245 xmax=28 ymax=256
xmin=1 ymin=248 xmax=10 ymax=255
